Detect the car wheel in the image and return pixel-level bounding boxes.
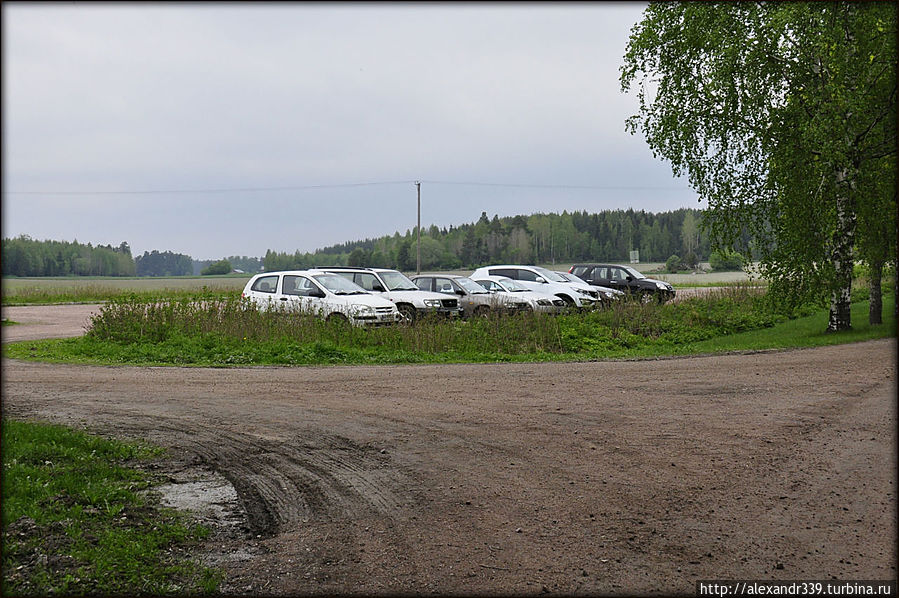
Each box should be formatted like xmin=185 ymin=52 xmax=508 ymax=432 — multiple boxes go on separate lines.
xmin=397 ymin=304 xmax=416 ymax=323
xmin=558 ymin=294 xmax=575 ymax=307
xmin=640 ymin=291 xmax=654 ymax=304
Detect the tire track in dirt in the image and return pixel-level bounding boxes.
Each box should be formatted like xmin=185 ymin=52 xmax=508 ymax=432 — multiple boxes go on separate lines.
xmin=89 ymin=417 xmax=410 ymax=537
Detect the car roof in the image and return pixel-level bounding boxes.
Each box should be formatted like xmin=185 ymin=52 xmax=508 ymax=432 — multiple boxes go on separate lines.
xmin=319 ymin=266 xmax=398 ymax=273
xmin=254 ymin=269 xmax=332 ymax=276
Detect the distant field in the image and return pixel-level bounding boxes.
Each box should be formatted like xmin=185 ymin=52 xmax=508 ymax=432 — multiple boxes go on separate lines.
xmin=2 ymin=275 xmax=251 ymax=293
xmin=2 ymin=265 xmax=755 ymax=299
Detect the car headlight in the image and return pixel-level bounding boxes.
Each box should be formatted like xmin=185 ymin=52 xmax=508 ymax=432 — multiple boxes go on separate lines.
xmin=604 ymin=291 xmax=614 ymax=299
xmin=423 ymin=299 xmax=441 ymax=308
xmin=656 ymin=282 xmax=668 ymax=290
xmin=356 ymin=305 xmax=374 ymax=315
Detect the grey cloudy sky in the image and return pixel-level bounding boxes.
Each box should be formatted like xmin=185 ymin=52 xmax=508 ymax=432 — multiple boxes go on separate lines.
xmin=3 ymin=2 xmax=695 ymax=260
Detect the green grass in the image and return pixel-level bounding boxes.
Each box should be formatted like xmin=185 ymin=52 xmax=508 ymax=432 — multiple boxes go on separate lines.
xmin=1 ymin=420 xmax=221 ymax=595
xmin=1 ymin=284 xmax=240 ymax=306
xmin=4 ymin=287 xmax=893 ymax=366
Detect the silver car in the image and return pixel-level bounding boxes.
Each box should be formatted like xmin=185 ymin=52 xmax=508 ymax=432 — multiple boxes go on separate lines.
xmin=472 ymin=275 xmax=568 ymax=314
xmin=411 ymin=274 xmax=530 ymax=317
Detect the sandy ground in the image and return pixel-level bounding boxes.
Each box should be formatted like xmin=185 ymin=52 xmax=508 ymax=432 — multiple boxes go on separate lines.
xmin=1 ymin=304 xmax=896 ymax=595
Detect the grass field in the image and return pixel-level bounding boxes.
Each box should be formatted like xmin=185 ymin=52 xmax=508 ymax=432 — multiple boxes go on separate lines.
xmin=5 ymin=287 xmax=893 ymax=367
xmin=1 ymin=420 xmax=221 ymax=595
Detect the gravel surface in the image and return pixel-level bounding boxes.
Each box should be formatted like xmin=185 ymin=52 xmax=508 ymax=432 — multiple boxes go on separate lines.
xmin=1 ymin=304 xmax=896 ymax=595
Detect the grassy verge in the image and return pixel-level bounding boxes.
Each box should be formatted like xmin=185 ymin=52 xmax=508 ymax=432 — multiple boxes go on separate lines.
xmin=4 ymin=286 xmax=894 ymax=366
xmin=1 ymin=420 xmax=221 ymax=595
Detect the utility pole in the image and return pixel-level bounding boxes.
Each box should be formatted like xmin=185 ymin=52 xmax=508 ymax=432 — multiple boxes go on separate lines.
xmin=415 ymin=181 xmax=421 ymax=274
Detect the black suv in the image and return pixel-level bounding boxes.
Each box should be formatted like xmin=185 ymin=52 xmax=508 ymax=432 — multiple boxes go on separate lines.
xmin=568 ymin=264 xmax=675 ymax=302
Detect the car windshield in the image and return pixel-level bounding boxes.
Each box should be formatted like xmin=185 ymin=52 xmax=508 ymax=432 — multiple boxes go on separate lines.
xmin=533 ymin=266 xmax=567 ymax=283
xmin=623 ymin=266 xmax=646 ymax=279
xmin=456 ymin=277 xmax=489 ymax=294
xmin=500 ymin=279 xmax=529 ymax=292
xmin=380 ymin=271 xmax=419 ymax=291
xmin=312 ymin=274 xmax=368 ymax=294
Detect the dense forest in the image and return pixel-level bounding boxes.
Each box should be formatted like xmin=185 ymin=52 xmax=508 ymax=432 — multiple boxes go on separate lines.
xmin=3 ymin=208 xmax=744 ymax=277
xmin=264 ymin=208 xmax=737 ymax=272
xmin=134 ymin=250 xmax=194 ymax=277
xmin=1 ymin=237 xmax=136 ymax=277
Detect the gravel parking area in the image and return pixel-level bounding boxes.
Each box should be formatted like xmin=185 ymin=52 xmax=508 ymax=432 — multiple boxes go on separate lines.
xmin=2 ymin=304 xmax=895 ymax=595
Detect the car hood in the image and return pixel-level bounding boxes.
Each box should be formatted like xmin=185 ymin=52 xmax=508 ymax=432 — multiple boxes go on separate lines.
xmin=386 ymin=289 xmax=455 ymax=302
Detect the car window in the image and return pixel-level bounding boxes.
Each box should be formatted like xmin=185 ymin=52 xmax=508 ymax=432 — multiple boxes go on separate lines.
xmin=571 ymin=266 xmax=589 ymax=277
xmin=414 ymin=278 xmax=431 ymax=291
xmin=475 ymin=280 xmax=500 ymax=292
xmin=489 ymin=268 xmax=518 ymax=279
xmin=379 ymin=271 xmax=418 ymax=291
xmin=283 ymin=275 xmax=318 ymax=296
xmin=435 ymin=278 xmax=458 ymax=294
xmin=333 ymin=272 xmax=355 ymax=284
xmin=355 ymin=272 xmax=382 ymax=291
xmin=516 ymin=269 xmax=538 ymax=282
xmin=251 ymin=275 xmax=279 ymax=293
xmin=457 ymin=277 xmax=488 ymax=294
xmin=611 ymin=268 xmax=628 ymax=281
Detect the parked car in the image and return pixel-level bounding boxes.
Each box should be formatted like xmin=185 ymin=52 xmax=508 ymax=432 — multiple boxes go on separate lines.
xmin=468 ymin=265 xmax=598 ymax=308
xmin=241 ymin=270 xmax=401 ymax=326
xmin=568 ymin=263 xmax=676 ymax=302
xmin=411 ymin=274 xmax=530 ymax=317
xmin=471 ymin=275 xmax=567 ymax=314
xmin=555 ymin=271 xmax=625 ymax=305
xmin=322 ymin=267 xmax=462 ymax=321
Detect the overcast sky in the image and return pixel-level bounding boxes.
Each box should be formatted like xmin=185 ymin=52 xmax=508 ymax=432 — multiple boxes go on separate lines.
xmin=2 ymin=2 xmax=696 ymax=260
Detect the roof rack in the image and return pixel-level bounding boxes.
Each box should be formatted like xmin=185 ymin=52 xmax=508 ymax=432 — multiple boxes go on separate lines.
xmin=315 ymin=266 xmax=374 ymax=271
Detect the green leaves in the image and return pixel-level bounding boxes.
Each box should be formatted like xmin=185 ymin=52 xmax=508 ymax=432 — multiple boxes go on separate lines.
xmin=621 ymin=2 xmax=897 ymax=329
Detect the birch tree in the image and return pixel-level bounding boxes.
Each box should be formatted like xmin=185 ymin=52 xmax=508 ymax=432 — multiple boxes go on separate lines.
xmin=621 ymin=2 xmax=896 ymax=330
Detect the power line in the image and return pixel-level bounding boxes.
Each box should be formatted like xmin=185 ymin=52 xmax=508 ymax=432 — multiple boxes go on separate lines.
xmin=1 ymin=180 xmax=417 ymax=196
xmin=2 ymin=178 xmax=688 ymax=196
xmin=420 ymin=179 xmax=686 ymax=191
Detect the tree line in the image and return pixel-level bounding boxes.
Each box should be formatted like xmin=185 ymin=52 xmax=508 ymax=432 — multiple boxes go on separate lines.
xmin=264 ymin=208 xmax=735 ymax=273
xmin=2 ymin=236 xmax=136 ymax=277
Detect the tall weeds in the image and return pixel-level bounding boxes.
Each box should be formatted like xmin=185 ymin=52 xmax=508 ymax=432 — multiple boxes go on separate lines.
xmin=83 ymin=284 xmax=793 ymax=364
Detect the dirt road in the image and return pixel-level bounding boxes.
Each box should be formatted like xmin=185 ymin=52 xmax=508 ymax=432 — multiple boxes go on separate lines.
xmin=1 ymin=305 xmax=896 ymax=595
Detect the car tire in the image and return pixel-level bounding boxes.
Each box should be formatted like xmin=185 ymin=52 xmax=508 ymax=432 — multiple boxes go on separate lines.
xmin=558 ymin=294 xmax=575 ymax=307
xmin=397 ymin=304 xmax=416 ymax=323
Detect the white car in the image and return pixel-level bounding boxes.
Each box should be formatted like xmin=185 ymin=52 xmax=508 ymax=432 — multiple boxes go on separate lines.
xmin=322 ymin=267 xmax=463 ymax=321
xmin=555 ymin=271 xmax=624 ymax=304
xmin=468 ymin=265 xmax=598 ymax=308
xmin=241 ymin=270 xmax=401 ymax=326
xmin=472 ymin=275 xmax=568 ymax=314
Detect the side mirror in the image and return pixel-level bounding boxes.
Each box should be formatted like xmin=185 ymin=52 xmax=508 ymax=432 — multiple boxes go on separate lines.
xmin=456 ymin=289 xmax=466 ymax=296
xmin=535 ymin=276 xmax=546 ymax=283
xmin=310 ymin=289 xmax=325 ymax=298
xmin=626 ymin=276 xmax=633 ymax=282
xmin=372 ymin=284 xmax=385 ymax=292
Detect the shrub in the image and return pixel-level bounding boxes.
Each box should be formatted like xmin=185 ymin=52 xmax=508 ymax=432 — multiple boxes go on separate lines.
xmin=683 ymin=252 xmax=699 ymax=269
xmin=665 ymin=254 xmax=683 ymax=273
xmin=709 ymin=250 xmax=744 ymax=271
xmin=201 ymin=259 xmax=232 ymax=275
